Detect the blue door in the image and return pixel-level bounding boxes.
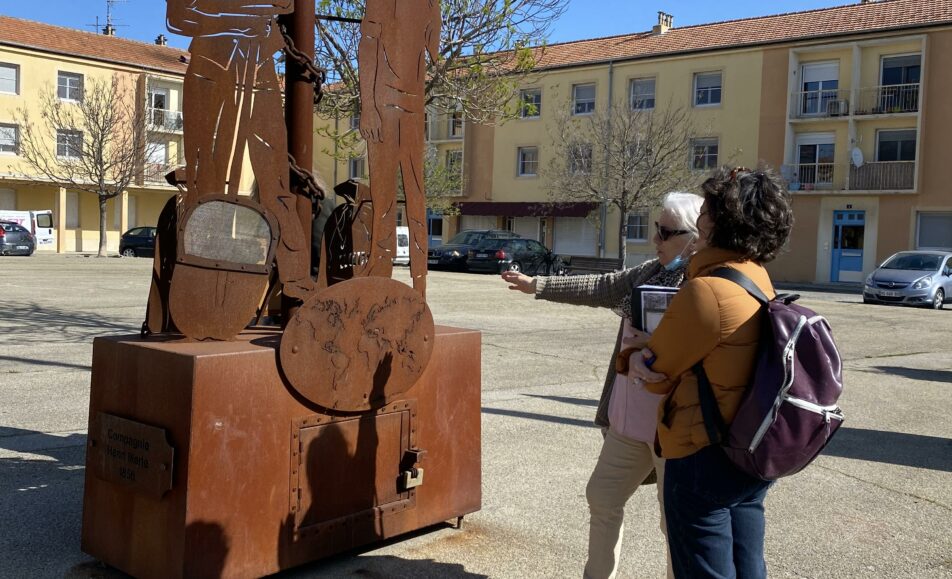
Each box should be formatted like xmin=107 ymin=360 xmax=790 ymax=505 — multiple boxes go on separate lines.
xmin=831 ymin=210 xmax=865 ymax=282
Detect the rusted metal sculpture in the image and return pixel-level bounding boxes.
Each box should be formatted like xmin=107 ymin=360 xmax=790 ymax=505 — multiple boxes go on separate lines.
xmin=83 ymin=3 xmax=479 ymax=577
xmin=166 ymin=0 xmax=315 ymax=340
xmin=358 ymin=0 xmax=442 ymax=298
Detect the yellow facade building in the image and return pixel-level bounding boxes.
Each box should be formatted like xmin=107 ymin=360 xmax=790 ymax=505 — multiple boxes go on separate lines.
xmin=0 ymin=16 xmax=186 ymax=253
xmin=434 ymin=0 xmax=952 ymax=283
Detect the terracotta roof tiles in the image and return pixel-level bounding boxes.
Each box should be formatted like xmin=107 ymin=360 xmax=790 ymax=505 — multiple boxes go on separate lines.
xmin=0 ymin=16 xmax=188 ymax=76
xmin=529 ymin=0 xmax=952 ymax=70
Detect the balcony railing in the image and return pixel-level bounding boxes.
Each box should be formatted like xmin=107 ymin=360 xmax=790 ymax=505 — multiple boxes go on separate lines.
xmin=854 ymin=84 xmax=919 ymax=116
xmin=788 ymin=84 xmax=920 ymax=119
xmin=148 ymin=107 xmax=184 ymax=132
xmin=144 ymin=162 xmax=173 ymax=184
xmin=789 ymin=89 xmax=851 ymax=119
xmin=782 ymin=161 xmax=915 ymax=192
xmin=783 ymin=163 xmax=838 ymax=190
xmin=848 ymin=161 xmax=915 ymax=190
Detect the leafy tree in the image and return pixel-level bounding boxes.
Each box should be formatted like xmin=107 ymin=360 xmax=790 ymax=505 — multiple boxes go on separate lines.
xmin=14 ymin=74 xmax=163 ymax=257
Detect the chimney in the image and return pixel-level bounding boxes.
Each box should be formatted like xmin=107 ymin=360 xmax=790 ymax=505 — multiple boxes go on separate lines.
xmin=102 ymin=24 xmax=116 ymax=36
xmin=652 ymin=12 xmax=673 ymax=35
xmin=155 ymin=34 xmax=168 ymax=46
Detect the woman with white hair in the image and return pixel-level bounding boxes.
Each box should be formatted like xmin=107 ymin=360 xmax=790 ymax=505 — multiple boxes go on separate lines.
xmin=502 ymin=191 xmax=703 ymax=579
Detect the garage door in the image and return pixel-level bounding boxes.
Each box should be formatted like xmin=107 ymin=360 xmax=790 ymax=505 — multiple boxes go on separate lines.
xmin=553 ymin=217 xmax=598 ymax=256
xmin=460 ymin=215 xmax=496 ymax=231
xmin=512 ymin=217 xmax=540 ymax=240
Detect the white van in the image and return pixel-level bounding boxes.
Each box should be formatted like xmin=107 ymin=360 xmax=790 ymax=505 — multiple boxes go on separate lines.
xmin=394 ymin=226 xmax=410 ymax=265
xmin=0 ymin=210 xmax=55 ymax=250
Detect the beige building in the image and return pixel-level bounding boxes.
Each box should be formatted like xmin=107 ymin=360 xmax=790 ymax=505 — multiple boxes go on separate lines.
xmin=0 ymin=16 xmax=186 ymax=253
xmin=434 ymin=0 xmax=952 ymax=283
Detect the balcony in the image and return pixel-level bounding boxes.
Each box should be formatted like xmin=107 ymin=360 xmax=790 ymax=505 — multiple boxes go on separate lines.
xmin=854 ymin=84 xmax=919 ymax=116
xmin=144 ymin=162 xmax=173 ymax=184
xmin=788 ymin=84 xmax=920 ymax=120
xmin=148 ymin=107 xmax=184 ymax=132
xmin=789 ymin=89 xmax=851 ymax=119
xmin=783 ymin=161 xmax=915 ymax=192
xmin=848 ymin=161 xmax=915 ymax=190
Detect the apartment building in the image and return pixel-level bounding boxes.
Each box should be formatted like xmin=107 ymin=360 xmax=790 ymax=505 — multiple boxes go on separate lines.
xmin=0 ymin=17 xmax=186 ymax=252
xmin=435 ymin=0 xmax=952 ymax=283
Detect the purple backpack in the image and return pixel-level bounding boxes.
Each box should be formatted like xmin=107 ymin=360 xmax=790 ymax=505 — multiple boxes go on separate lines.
xmin=692 ymin=268 xmax=844 ymax=480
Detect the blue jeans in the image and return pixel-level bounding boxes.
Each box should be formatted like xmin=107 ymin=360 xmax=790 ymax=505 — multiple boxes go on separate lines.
xmin=663 ymin=445 xmax=773 ymax=579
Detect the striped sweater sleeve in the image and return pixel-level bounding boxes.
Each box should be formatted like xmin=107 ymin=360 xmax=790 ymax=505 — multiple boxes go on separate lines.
xmin=534 ymin=259 xmax=659 ymax=309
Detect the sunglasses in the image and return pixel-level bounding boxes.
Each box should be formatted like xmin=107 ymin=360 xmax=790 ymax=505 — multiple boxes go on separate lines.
xmin=655 ymin=222 xmax=689 ymax=241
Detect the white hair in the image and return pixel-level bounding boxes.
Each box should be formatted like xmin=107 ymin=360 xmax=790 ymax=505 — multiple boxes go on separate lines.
xmin=661 ymin=191 xmax=704 ymax=238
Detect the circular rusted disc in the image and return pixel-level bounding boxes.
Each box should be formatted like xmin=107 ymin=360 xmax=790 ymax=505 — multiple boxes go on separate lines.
xmin=169 ymin=264 xmax=268 ymax=340
xmin=280 ymin=277 xmax=435 ymax=412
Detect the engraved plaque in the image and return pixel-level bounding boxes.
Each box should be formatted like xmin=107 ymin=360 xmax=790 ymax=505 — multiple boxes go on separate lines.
xmin=88 ymin=413 xmax=175 ymax=499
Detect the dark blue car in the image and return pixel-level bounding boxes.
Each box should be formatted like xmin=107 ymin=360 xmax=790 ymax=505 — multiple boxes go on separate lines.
xmin=119 ymin=226 xmax=157 ymax=258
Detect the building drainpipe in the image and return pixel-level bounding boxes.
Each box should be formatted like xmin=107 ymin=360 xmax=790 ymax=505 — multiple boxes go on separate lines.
xmin=599 ymin=61 xmax=614 ymax=258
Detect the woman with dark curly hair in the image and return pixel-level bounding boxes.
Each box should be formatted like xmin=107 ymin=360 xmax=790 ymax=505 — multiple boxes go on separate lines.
xmin=625 ymin=165 xmax=793 ymax=578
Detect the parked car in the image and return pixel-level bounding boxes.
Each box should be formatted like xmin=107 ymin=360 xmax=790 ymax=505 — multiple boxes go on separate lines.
xmin=427 ymin=229 xmax=521 ymax=270
xmin=119 ymin=226 xmax=157 ymax=258
xmin=0 ymin=220 xmax=36 ymax=256
xmin=466 ymin=238 xmax=566 ymax=275
xmin=863 ymin=250 xmax=952 ymax=309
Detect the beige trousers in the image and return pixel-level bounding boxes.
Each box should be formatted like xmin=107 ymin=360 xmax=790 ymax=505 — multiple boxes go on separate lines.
xmin=583 ymin=429 xmax=672 ymax=579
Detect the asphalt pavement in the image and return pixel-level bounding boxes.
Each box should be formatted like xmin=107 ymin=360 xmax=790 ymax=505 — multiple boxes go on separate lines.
xmin=0 ymin=254 xmax=950 ymax=578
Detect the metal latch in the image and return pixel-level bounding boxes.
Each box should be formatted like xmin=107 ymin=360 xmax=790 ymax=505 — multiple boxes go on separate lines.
xmin=399 ymin=447 xmax=427 ymax=491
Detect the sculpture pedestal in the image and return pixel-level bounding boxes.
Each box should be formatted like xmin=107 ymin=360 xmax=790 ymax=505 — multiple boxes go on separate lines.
xmin=81 ymin=326 xmax=481 ymax=579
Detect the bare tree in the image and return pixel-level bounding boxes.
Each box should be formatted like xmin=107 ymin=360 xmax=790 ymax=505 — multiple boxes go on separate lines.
xmin=313 ymin=0 xmax=567 ymax=124
xmin=14 ymin=74 xmax=160 ymax=257
xmin=545 ymin=99 xmax=701 ymax=263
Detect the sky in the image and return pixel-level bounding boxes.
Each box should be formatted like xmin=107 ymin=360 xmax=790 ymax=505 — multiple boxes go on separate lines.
xmin=0 ymin=0 xmax=852 ymax=51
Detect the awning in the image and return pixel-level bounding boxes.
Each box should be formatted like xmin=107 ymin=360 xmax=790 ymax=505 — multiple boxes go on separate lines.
xmin=454 ymin=201 xmax=597 ymax=218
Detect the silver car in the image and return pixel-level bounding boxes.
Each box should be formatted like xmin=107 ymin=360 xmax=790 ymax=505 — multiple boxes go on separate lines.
xmin=863 ymin=251 xmax=952 ymax=309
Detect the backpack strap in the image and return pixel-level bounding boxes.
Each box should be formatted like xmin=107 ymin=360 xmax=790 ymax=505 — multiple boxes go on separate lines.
xmin=707 ymin=267 xmax=770 ymax=306
xmin=692 ymin=362 xmax=727 ymax=445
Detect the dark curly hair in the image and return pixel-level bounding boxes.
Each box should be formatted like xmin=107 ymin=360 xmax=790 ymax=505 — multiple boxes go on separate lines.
xmin=700 ymin=165 xmax=794 ymax=263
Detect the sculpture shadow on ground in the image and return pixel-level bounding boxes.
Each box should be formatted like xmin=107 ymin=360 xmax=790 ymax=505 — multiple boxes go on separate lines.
xmin=870 ymin=365 xmax=952 ymax=384
xmin=0 ymin=301 xmax=139 ymax=344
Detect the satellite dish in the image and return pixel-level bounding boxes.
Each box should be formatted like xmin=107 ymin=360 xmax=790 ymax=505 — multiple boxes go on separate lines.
xmin=851 ymin=147 xmax=865 ymax=167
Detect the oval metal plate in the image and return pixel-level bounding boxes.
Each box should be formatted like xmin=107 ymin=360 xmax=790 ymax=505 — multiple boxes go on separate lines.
xmin=280 ymin=277 xmax=435 ymax=411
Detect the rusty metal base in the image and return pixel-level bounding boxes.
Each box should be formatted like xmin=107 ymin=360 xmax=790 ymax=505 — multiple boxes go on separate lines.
xmin=81 ymin=326 xmax=481 ymax=579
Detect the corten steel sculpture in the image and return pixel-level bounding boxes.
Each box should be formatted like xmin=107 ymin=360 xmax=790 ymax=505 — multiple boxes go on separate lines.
xmin=83 ymin=3 xmax=480 ymax=577
xmin=165 ymin=0 xmax=315 ymax=341
xmin=357 ymin=0 xmax=442 ymax=298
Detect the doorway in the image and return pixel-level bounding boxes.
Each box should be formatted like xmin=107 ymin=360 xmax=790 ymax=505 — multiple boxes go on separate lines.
xmin=831 ymin=210 xmax=865 ymax=282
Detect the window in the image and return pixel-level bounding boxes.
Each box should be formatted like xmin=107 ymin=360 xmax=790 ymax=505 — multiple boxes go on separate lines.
xmin=800 ymin=62 xmax=839 ymax=116
xmin=517 ymin=147 xmax=538 ymax=176
xmin=428 ymin=215 xmax=443 ymax=237
xmin=569 ymin=142 xmax=593 ymax=175
xmin=350 ymin=113 xmax=360 ymax=131
xmin=693 ymin=72 xmax=722 ymax=107
xmin=629 ymin=78 xmax=655 ymax=110
xmin=796 ymin=137 xmax=835 ymax=187
xmin=57 ymin=72 xmax=83 ymax=101
xmin=0 ymin=124 xmax=17 ymax=154
xmin=519 ymin=88 xmax=542 ymax=118
xmin=349 ymin=156 xmax=365 ymax=179
xmin=0 ymin=188 xmax=14 ymax=210
xmin=626 ymin=211 xmax=649 ymax=241
xmin=691 ymin=137 xmax=719 ymax=170
xmin=877 ymin=130 xmax=916 ymax=162
xmin=446 ymin=149 xmax=463 ymax=175
xmin=66 ymin=191 xmax=79 ymax=228
xmin=504 ymin=216 xmax=515 ymax=232
xmin=449 ymin=109 xmax=464 ymax=138
xmin=149 ymin=89 xmax=168 ymax=110
xmin=56 ymin=130 xmax=83 ymax=159
xmin=0 ymin=63 xmax=19 ymax=94
xmin=572 ymin=83 xmax=596 ymax=115
xmin=917 ymin=212 xmax=952 ymax=250
xmin=882 ymin=54 xmax=921 ymax=86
